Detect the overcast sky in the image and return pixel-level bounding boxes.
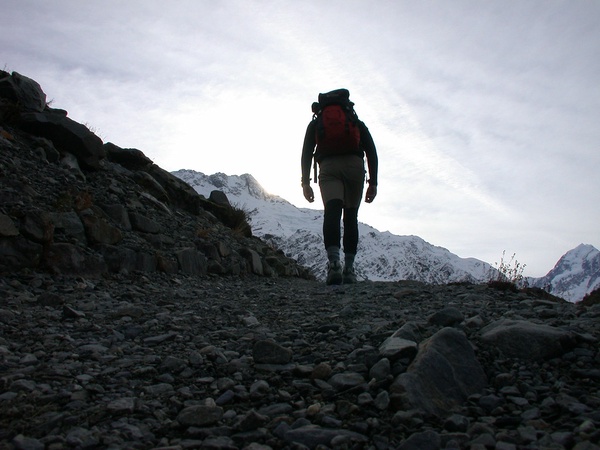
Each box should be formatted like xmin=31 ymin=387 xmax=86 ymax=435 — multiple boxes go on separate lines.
xmin=2 ymin=0 xmax=599 ymax=276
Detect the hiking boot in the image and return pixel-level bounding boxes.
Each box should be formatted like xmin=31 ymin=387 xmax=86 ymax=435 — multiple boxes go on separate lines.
xmin=343 ymin=266 xmax=357 ymax=284
xmin=326 ymin=260 xmax=343 ymax=285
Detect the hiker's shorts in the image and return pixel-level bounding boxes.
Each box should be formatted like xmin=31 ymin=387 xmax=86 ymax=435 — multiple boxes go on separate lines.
xmin=318 ymin=154 xmax=365 ymax=208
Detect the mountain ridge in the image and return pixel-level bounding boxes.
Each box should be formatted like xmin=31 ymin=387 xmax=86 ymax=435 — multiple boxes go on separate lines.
xmin=173 ymin=169 xmax=600 ymax=302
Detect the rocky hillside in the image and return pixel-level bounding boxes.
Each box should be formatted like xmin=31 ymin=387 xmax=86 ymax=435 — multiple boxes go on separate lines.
xmin=0 ymin=71 xmax=310 ymax=281
xmin=1 ymin=71 xmax=599 ymax=450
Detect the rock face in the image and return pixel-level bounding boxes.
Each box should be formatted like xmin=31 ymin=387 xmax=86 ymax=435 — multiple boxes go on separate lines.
xmin=1 ymin=71 xmax=599 ymax=449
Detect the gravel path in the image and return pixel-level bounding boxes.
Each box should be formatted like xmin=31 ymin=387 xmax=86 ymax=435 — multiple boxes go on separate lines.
xmin=1 ymin=272 xmax=599 ymax=449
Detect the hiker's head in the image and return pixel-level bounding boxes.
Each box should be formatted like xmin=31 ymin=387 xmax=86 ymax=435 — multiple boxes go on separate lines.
xmin=311 ymin=102 xmax=320 ymax=114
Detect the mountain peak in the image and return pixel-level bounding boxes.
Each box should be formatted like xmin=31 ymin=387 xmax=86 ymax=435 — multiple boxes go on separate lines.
xmin=173 ymin=170 xmax=280 ymax=204
xmin=530 ymin=243 xmax=600 ymax=301
xmin=569 ymin=243 xmax=598 ymax=257
xmin=551 ymin=244 xmax=598 ymax=272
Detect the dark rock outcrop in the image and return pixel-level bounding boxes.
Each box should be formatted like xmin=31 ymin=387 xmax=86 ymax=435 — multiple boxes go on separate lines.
xmin=0 ymin=70 xmax=310 ymax=280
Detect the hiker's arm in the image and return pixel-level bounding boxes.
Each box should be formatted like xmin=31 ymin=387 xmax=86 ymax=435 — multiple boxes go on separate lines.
xmin=360 ymin=123 xmax=378 ymax=187
xmin=301 ymin=121 xmax=316 ymax=186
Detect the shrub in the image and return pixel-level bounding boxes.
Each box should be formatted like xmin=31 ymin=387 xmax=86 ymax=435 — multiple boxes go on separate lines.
xmin=488 ymin=251 xmax=527 ymax=291
xmin=216 ymin=203 xmax=253 ymax=238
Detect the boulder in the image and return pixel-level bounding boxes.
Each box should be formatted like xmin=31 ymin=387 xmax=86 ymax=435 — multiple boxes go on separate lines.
xmin=480 ymin=319 xmax=577 ymax=360
xmin=0 ymin=71 xmax=47 ymax=112
xmin=209 ymin=190 xmax=231 ymax=207
xmin=104 ymin=142 xmax=153 ymax=170
xmin=0 ymin=236 xmax=43 ymax=270
xmin=253 ymin=340 xmax=292 ymax=365
xmin=19 ymin=109 xmax=105 ymax=169
xmin=378 ymin=336 xmax=418 ymax=362
xmin=176 ymin=247 xmax=207 ymax=275
xmin=390 ymin=327 xmax=487 ymax=417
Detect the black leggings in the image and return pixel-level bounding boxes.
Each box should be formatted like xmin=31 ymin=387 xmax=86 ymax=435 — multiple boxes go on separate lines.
xmin=323 ymin=199 xmax=359 ymax=254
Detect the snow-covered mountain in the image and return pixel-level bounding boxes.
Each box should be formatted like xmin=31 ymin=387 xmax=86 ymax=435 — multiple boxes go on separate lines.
xmin=172 ymin=170 xmax=599 ymax=302
xmin=173 ymin=170 xmax=492 ymax=284
xmin=528 ymin=244 xmax=600 ymax=302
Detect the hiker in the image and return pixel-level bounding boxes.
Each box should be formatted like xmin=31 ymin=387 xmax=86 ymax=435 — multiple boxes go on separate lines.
xmin=301 ymin=89 xmax=378 ymax=285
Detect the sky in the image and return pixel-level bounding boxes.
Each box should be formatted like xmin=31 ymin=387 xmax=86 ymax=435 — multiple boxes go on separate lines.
xmin=2 ymin=0 xmax=599 ymax=277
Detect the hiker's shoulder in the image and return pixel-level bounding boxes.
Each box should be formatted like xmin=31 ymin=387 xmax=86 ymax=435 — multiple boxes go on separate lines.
xmin=357 ymin=119 xmax=370 ymax=131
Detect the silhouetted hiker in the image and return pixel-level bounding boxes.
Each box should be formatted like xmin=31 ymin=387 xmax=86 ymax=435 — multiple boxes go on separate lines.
xmin=301 ymin=89 xmax=379 ymax=285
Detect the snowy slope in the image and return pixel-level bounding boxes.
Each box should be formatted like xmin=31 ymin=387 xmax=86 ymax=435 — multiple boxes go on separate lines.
xmin=173 ymin=170 xmax=599 ymax=302
xmin=529 ymin=244 xmax=600 ymax=302
xmin=173 ymin=170 xmax=492 ymax=284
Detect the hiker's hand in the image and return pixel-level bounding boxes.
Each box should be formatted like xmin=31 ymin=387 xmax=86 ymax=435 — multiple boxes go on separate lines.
xmin=303 ymin=184 xmax=314 ymax=203
xmin=365 ymin=185 xmax=377 ymax=203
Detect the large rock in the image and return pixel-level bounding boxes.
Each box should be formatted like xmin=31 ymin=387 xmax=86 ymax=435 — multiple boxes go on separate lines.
xmin=44 ymin=242 xmax=107 ymax=276
xmin=283 ymin=425 xmax=368 ymax=448
xmin=20 ymin=209 xmax=54 ymax=243
xmin=480 ymin=319 xmax=577 ymax=360
xmin=240 ymin=247 xmax=264 ymax=275
xmin=0 ymin=236 xmax=43 ymax=270
xmin=379 ymin=336 xmax=418 ymax=362
xmin=19 ymin=109 xmax=105 ymax=169
xmin=175 ymin=248 xmax=207 ymax=276
xmin=0 ymin=71 xmax=47 ymax=112
xmin=253 ymin=340 xmax=292 ymax=365
xmin=176 ymin=404 xmax=223 ymax=427
xmin=390 ymin=327 xmax=487 ymax=417
xmin=104 ymin=142 xmax=153 ymax=170
xmin=80 ymin=210 xmax=123 ymax=245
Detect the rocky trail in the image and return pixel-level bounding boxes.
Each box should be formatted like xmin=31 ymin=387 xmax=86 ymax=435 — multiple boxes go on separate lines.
xmin=1 ymin=273 xmax=599 ymax=449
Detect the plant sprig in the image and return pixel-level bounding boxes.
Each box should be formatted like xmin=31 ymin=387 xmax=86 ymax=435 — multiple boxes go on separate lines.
xmin=488 ymin=250 xmax=527 ymax=290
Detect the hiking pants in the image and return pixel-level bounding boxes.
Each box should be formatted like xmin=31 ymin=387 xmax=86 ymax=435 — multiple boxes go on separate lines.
xmin=318 ymin=154 xmax=365 ymax=253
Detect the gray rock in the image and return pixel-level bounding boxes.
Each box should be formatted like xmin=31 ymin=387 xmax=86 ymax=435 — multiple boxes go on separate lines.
xmin=327 ymin=372 xmax=365 ymax=391
xmin=80 ymin=210 xmax=123 ymax=245
xmin=129 ymin=211 xmax=161 ymax=234
xmin=390 ymin=327 xmax=487 ymax=417
xmin=12 ymin=434 xmax=45 ymax=450
xmin=428 ymin=306 xmax=464 ymax=327
xmin=480 ymin=319 xmax=577 ymax=360
xmin=176 ymin=404 xmax=223 ymax=427
xmin=0 ymin=71 xmax=47 ymax=112
xmin=20 ymin=109 xmax=105 ymax=170
xmin=253 ymin=340 xmax=292 ymax=364
xmin=0 ymin=213 xmax=19 ymax=236
xmin=176 ymin=247 xmax=207 ymax=275
xmin=283 ymin=424 xmax=367 ymax=448
xmin=369 ymin=357 xmax=391 ymax=381
xmin=378 ymin=336 xmax=418 ymax=361
xmin=398 ymin=430 xmax=441 ymax=450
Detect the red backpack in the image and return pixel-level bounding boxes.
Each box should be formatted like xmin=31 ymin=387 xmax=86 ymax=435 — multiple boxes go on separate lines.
xmin=313 ymin=89 xmax=360 ymax=158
